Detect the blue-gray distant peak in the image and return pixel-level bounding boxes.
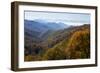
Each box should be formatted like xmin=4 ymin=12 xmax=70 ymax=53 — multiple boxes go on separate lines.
xmin=24 ymin=19 xmax=70 ymax=31
xmin=24 ymin=19 xmax=71 ymax=40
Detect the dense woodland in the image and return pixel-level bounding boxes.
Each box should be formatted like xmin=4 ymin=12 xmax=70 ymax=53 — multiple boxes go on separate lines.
xmin=24 ymin=22 xmax=90 ymax=61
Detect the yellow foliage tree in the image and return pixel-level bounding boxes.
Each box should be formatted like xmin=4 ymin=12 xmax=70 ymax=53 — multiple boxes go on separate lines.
xmin=42 ymin=47 xmax=66 ymax=60
xmin=66 ymin=29 xmax=90 ymax=59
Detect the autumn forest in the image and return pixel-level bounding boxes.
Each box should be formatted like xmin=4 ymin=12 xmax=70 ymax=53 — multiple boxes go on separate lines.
xmin=24 ymin=19 xmax=90 ymax=61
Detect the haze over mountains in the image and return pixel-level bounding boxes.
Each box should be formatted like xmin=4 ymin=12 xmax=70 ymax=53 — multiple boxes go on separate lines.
xmin=24 ymin=19 xmax=71 ymax=40
xmin=24 ymin=19 xmax=70 ymax=31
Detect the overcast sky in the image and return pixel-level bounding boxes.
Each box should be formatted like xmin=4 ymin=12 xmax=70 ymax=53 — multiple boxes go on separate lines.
xmin=24 ymin=11 xmax=90 ymax=26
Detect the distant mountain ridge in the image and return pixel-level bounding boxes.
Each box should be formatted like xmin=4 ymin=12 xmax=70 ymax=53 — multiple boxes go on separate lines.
xmin=24 ymin=19 xmax=69 ymax=30
xmin=24 ymin=19 xmax=70 ymax=40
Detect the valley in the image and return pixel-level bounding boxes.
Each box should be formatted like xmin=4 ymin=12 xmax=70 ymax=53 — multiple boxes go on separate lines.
xmin=24 ymin=19 xmax=90 ymax=61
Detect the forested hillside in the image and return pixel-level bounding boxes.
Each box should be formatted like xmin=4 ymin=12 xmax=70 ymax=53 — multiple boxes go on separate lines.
xmin=24 ymin=22 xmax=90 ymax=61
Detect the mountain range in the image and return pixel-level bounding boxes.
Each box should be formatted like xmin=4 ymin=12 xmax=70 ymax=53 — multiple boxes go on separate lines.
xmin=24 ymin=19 xmax=70 ymax=41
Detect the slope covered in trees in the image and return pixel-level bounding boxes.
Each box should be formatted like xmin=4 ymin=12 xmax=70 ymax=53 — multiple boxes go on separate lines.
xmin=24 ymin=24 xmax=90 ymax=61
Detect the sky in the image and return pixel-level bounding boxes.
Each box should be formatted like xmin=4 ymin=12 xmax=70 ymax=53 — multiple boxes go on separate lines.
xmin=24 ymin=11 xmax=90 ymax=26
